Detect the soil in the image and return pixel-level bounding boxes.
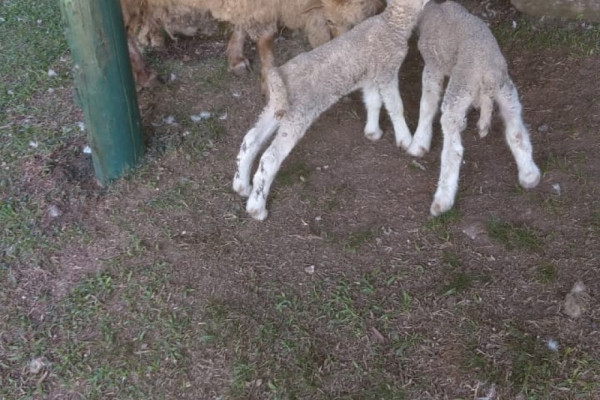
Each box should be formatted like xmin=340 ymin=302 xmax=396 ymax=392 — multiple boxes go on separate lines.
xmin=13 ymin=0 xmax=600 ymax=398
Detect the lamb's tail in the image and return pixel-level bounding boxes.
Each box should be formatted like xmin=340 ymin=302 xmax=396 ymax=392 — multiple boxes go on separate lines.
xmin=477 ymin=77 xmax=496 ymax=138
xmin=265 ymin=67 xmax=288 ymax=120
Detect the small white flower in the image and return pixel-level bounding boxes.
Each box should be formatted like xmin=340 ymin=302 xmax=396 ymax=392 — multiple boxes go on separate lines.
xmin=547 ymin=339 xmax=559 ymax=352
xmin=83 ymin=145 xmax=92 ymax=154
xmin=511 ymin=20 xmax=517 ymax=29
xmin=219 ymin=112 xmax=228 ymax=120
xmin=77 ymin=122 xmax=86 ymax=132
xmin=48 ymin=69 xmax=58 ymax=77
xmin=29 ymin=141 xmax=39 ymax=148
xmin=163 ymin=115 xmax=176 ymax=125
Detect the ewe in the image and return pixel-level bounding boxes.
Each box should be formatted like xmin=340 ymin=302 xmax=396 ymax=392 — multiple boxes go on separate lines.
xmin=407 ymin=1 xmax=541 ymax=216
xmin=233 ymin=0 xmax=429 ymax=221
xmin=119 ymin=0 xmax=384 ymax=89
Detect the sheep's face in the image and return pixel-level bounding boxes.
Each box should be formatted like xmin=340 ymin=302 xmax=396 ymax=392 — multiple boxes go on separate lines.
xmin=321 ymin=0 xmax=385 ymax=37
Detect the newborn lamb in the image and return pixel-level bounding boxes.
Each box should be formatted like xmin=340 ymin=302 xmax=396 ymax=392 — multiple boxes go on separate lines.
xmin=407 ymin=0 xmax=541 ymax=216
xmin=233 ymin=0 xmax=430 ymax=220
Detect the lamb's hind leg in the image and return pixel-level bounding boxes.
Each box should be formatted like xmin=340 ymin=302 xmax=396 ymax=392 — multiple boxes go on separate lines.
xmin=496 ymin=79 xmax=541 ymax=189
xmin=379 ymin=76 xmax=412 ymax=150
xmin=408 ymin=65 xmax=444 ymax=157
xmin=233 ymin=109 xmax=280 ymax=197
xmin=430 ymin=89 xmax=472 ymax=216
xmin=246 ymin=120 xmax=308 ymax=220
xmin=363 ymin=82 xmax=384 ymax=141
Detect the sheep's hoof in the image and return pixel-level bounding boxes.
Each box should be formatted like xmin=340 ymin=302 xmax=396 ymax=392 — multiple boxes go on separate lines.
xmin=407 ymin=143 xmax=428 ymax=158
xmin=136 ymin=70 xmax=160 ymax=92
xmin=519 ymin=167 xmax=541 ymax=189
xmin=430 ymin=196 xmax=453 ymax=217
xmin=229 ymin=58 xmax=250 ymax=76
xmin=232 ymin=179 xmax=252 ymax=197
xmin=364 ymin=128 xmax=383 ymax=141
xmin=247 ymin=205 xmax=268 ymax=221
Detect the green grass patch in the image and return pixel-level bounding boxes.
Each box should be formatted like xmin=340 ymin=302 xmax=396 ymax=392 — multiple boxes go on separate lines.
xmin=487 ymin=216 xmax=543 ymax=251
xmin=343 ymin=228 xmax=375 ymax=253
xmin=0 ymin=246 xmax=198 ymax=399
xmin=536 ymin=261 xmax=557 ymax=284
xmin=0 ymin=0 xmax=68 ymax=114
xmin=276 ymin=160 xmax=313 ymax=187
xmin=0 ymin=197 xmax=47 ymax=264
xmin=197 ymin=275 xmax=421 ymax=399
xmin=493 ymin=17 xmax=600 ymax=56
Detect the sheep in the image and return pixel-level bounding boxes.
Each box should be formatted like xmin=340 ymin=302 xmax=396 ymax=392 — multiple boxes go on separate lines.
xmin=406 ymin=0 xmax=541 ymax=216
xmin=119 ymin=0 xmax=384 ymax=89
xmin=232 ymin=0 xmax=430 ymax=221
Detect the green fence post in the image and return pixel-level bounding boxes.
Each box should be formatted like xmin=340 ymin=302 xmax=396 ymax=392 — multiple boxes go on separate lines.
xmin=60 ymin=0 xmax=144 ymax=185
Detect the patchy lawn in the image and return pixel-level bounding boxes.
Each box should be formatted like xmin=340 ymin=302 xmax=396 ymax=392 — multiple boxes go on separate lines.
xmin=1 ymin=1 xmax=599 ymax=399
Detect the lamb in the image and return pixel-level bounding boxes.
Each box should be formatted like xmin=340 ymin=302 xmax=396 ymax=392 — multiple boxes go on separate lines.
xmin=406 ymin=0 xmax=541 ymax=216
xmin=232 ymin=0 xmax=430 ymax=221
xmin=119 ymin=0 xmax=384 ymax=89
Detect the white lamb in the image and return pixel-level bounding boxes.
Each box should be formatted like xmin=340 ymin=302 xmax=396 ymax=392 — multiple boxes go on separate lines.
xmin=407 ymin=0 xmax=541 ymax=216
xmin=233 ymin=0 xmax=430 ymax=220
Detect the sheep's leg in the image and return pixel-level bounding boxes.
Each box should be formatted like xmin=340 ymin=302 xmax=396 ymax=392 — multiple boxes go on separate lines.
xmin=408 ymin=66 xmax=444 ymax=157
xmin=233 ymin=109 xmax=280 ymax=197
xmin=227 ymin=27 xmax=250 ymax=75
xmin=496 ymin=79 xmax=541 ymax=189
xmin=246 ymin=120 xmax=308 ymax=220
xmin=363 ymin=83 xmax=383 ymax=141
xmin=379 ymin=77 xmax=412 ymax=150
xmin=127 ymin=37 xmax=158 ymax=90
xmin=430 ymin=90 xmax=471 ymax=216
xmin=257 ymin=33 xmax=276 ymax=95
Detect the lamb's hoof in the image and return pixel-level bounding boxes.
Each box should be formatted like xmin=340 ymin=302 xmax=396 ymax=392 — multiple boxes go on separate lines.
xmin=430 ymin=196 xmax=454 ymax=217
xmin=519 ymin=166 xmax=541 ymax=189
xmin=396 ymin=137 xmax=412 ymax=151
xmin=247 ymin=205 xmax=268 ymax=221
xmin=407 ymin=143 xmax=428 ymax=158
xmin=232 ymin=179 xmax=252 ymax=197
xmin=364 ymin=128 xmax=383 ymax=142
xmin=229 ymin=58 xmax=250 ymax=76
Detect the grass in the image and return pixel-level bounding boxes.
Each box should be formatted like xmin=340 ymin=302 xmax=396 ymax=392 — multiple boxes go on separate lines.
xmin=536 ymin=261 xmax=557 ymax=284
xmin=493 ymin=16 xmax=600 ymax=56
xmin=2 ymin=1 xmax=600 ymax=398
xmin=0 ymin=1 xmax=68 ymax=115
xmin=343 ymin=228 xmax=375 ymax=253
xmin=487 ymin=216 xmax=543 ymax=251
xmin=276 ymin=160 xmax=313 ymax=187
xmin=0 ymin=260 xmax=196 ymax=399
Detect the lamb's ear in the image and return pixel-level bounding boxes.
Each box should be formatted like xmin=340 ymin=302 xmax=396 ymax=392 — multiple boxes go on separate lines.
xmin=302 ymin=0 xmax=324 ymax=14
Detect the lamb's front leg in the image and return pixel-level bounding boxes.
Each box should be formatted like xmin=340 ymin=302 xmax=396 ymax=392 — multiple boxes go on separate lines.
xmin=430 ymin=95 xmax=471 ymax=216
xmin=362 ymin=83 xmax=383 ymax=141
xmin=246 ymin=121 xmax=306 ymax=220
xmin=233 ymin=109 xmax=279 ymax=197
xmin=408 ymin=66 xmax=444 ymax=157
xmin=379 ymin=77 xmax=412 ymax=150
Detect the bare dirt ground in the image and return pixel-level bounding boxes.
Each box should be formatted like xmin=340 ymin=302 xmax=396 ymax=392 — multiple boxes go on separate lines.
xmin=5 ymin=1 xmax=600 ymax=399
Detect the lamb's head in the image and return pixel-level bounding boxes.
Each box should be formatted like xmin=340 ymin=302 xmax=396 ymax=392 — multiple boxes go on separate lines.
xmin=320 ymin=0 xmax=386 ymax=37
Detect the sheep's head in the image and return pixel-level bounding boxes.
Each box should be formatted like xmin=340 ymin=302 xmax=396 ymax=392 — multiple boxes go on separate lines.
xmin=321 ymin=0 xmax=385 ymax=37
